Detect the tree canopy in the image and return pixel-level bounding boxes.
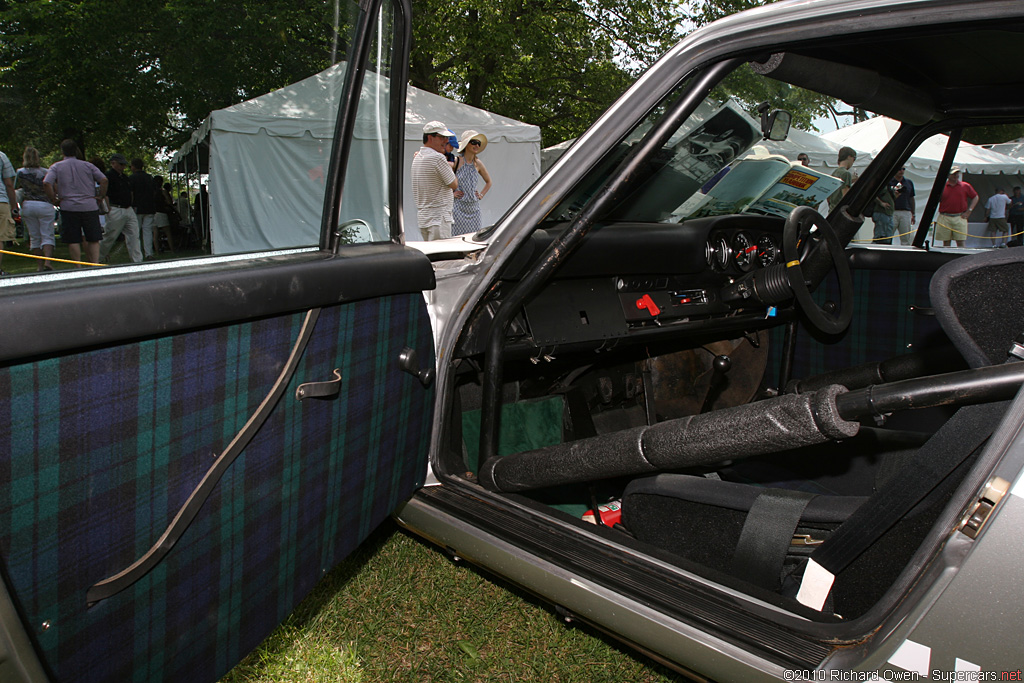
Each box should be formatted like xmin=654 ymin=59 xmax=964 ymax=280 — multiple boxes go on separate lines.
xmin=1 ymin=0 xmax=684 ymax=161
xmin=0 ymin=0 xmax=338 ymax=162
xmin=409 ymin=0 xmax=681 ymax=145
xmin=4 ymin=0 xmax=1018 ymax=168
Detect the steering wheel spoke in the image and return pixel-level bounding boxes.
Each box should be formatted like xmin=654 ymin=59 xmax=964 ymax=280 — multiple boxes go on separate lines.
xmin=783 ymin=206 xmax=853 ymax=335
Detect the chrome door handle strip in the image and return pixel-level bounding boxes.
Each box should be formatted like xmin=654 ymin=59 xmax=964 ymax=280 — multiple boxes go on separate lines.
xmin=86 ymin=308 xmax=321 ymax=606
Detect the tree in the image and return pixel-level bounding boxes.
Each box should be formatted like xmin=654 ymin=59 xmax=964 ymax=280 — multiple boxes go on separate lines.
xmin=0 ymin=0 xmax=337 ymax=160
xmin=4 ymin=0 xmax=680 ymax=157
xmin=962 ymin=124 xmax=1024 ymax=146
xmin=409 ymin=0 xmax=682 ymax=145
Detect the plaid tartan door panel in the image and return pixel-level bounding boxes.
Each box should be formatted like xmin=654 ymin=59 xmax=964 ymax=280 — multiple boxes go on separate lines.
xmin=0 ymin=292 xmax=435 ymax=683
xmin=768 ymin=267 xmax=944 ymax=379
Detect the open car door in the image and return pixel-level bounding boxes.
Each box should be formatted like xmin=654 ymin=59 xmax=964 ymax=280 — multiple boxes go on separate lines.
xmin=0 ymin=1 xmax=434 ymax=681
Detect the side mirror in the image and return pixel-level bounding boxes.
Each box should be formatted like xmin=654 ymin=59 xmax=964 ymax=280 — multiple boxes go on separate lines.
xmin=764 ymin=110 xmax=792 ymax=141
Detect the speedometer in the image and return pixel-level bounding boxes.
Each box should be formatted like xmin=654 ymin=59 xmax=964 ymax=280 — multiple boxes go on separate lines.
xmin=732 ymin=232 xmax=757 ymax=272
xmin=757 ymin=235 xmax=778 ymax=267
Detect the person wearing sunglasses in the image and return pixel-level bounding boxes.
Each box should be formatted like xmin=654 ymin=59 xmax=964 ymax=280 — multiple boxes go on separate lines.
xmin=451 ymin=130 xmax=493 ymax=236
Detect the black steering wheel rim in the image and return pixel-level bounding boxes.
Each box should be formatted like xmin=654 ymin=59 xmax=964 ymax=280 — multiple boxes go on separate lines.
xmin=782 ymin=206 xmax=854 ymax=336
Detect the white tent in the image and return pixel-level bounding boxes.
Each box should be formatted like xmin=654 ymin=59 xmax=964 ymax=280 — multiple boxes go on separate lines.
xmin=172 ymin=64 xmax=541 ymax=253
xmin=985 ymin=138 xmax=1024 ymax=160
xmin=823 ymin=117 xmax=1024 ymax=246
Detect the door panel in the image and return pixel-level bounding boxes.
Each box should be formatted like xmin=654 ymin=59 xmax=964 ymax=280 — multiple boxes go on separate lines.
xmin=769 ymin=247 xmax=962 ymax=380
xmin=0 ymin=254 xmax=435 ymax=682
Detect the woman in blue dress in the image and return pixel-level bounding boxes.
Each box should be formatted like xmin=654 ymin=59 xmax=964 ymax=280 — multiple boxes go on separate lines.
xmin=451 ymin=130 xmax=493 ymax=236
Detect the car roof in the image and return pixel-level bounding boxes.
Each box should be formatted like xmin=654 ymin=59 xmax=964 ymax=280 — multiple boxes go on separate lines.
xmin=669 ymin=0 xmax=1024 ymax=125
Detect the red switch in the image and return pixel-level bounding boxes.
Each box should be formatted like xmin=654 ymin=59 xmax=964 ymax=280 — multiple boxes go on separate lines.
xmin=636 ymin=294 xmax=661 ymax=317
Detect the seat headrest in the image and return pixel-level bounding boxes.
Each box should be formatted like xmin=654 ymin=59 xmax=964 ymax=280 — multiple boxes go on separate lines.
xmin=930 ymin=248 xmax=1024 ymax=368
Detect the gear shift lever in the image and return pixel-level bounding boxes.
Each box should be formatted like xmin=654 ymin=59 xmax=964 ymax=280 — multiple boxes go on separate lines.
xmin=700 ymin=354 xmax=732 ymax=414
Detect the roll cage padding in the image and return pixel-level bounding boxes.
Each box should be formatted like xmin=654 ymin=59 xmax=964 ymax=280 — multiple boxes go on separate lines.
xmin=480 ymin=385 xmax=858 ymax=493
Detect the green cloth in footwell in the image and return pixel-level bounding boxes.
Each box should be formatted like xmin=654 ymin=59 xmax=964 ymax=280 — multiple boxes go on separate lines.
xmin=462 ymin=396 xmax=564 ymax=474
xmin=462 ymin=396 xmax=618 ymax=519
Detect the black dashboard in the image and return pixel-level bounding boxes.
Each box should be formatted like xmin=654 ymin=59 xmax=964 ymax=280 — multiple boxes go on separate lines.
xmin=472 ymin=214 xmax=794 ymax=356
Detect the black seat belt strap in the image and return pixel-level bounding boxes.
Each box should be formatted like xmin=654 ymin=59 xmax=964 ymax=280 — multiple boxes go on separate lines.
xmin=730 ymin=488 xmax=816 ymax=591
xmin=795 ymin=399 xmax=1008 ymax=610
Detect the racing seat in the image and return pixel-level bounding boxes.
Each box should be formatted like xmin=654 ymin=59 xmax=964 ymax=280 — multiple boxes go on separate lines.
xmin=620 ymin=247 xmax=1024 ymax=617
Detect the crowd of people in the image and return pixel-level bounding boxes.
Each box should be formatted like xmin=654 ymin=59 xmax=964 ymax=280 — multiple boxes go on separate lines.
xmin=0 ymin=140 xmax=210 ymax=273
xmin=813 ymin=146 xmax=1024 ymax=248
xmin=411 ymin=121 xmax=493 ymax=241
xmin=5 ymin=130 xmax=1021 ymax=267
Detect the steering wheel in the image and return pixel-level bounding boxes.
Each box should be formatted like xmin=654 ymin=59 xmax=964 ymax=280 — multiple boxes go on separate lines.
xmin=782 ymin=206 xmax=853 ymax=335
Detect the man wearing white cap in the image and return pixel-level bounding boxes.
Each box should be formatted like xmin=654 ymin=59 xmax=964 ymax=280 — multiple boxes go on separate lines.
xmin=412 ymin=121 xmax=459 ymax=240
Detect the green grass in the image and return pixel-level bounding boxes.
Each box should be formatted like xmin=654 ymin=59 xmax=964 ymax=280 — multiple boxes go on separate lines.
xmin=221 ymin=522 xmax=685 ymax=683
xmin=0 ymin=227 xmax=203 ymax=274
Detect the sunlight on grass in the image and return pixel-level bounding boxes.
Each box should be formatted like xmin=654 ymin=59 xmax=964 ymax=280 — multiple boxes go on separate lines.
xmin=221 ymin=523 xmax=682 ymax=683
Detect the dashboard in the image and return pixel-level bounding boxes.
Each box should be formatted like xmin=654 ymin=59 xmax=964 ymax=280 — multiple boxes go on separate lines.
xmin=486 ymin=214 xmax=792 ymax=354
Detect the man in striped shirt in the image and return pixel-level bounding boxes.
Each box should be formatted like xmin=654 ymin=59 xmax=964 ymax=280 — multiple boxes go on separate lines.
xmin=412 ymin=121 xmax=458 ymax=240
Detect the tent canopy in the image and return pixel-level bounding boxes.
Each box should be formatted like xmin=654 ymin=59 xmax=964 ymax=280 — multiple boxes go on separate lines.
xmin=985 ymin=138 xmax=1024 ymax=160
xmin=174 ymin=64 xmax=540 ymax=160
xmin=822 ymin=116 xmax=1024 ymax=175
xmin=172 ymin=64 xmax=541 ymax=252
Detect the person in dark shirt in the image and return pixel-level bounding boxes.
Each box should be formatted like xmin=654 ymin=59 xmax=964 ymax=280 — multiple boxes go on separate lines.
xmin=1009 ymin=186 xmax=1024 ymax=243
xmin=890 ymin=167 xmax=916 ymax=245
xmin=872 ymin=182 xmax=896 ymax=241
xmin=99 ymin=153 xmax=142 ymax=263
xmin=130 ymin=158 xmax=158 ymax=259
xmin=193 ymin=184 xmax=209 ymax=248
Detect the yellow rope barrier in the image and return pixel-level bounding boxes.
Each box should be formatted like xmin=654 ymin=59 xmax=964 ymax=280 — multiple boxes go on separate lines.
xmin=851 ymin=229 xmax=919 ymax=244
xmin=0 ymin=249 xmax=107 ymax=268
xmin=935 ymin=226 xmax=1024 ymax=241
xmin=851 ymin=224 xmax=1024 ymax=244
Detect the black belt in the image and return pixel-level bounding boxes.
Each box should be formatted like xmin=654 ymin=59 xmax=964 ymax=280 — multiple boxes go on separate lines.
xmin=939 ymin=212 xmax=963 ymax=216
xmin=110 ymin=203 xmax=132 ymax=209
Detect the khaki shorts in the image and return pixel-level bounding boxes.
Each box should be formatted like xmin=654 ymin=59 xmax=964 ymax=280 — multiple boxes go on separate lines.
xmin=934 ymin=214 xmax=967 ymax=242
xmin=0 ymin=203 xmax=15 ymax=242
xmin=988 ymin=217 xmax=1009 ymax=233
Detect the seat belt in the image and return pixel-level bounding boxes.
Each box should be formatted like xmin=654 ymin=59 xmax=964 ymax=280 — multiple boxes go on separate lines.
xmin=793 ymin=399 xmax=1009 ymax=611
xmin=730 ymin=488 xmax=816 ymax=591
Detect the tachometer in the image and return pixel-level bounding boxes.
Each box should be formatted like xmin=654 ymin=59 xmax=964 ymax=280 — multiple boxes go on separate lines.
xmin=732 ymin=232 xmax=757 ymax=272
xmin=757 ymin=235 xmax=778 ymax=267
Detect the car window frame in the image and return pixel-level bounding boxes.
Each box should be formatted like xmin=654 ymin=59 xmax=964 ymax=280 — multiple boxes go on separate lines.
xmin=320 ymin=0 xmax=413 ymax=251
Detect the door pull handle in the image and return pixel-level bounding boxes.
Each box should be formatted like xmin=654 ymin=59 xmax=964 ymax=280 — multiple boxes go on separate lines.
xmin=296 ymin=368 xmax=343 ymax=400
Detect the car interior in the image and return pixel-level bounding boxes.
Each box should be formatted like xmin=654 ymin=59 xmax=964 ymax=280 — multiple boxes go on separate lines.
xmin=420 ymin=15 xmax=1024 ymax=661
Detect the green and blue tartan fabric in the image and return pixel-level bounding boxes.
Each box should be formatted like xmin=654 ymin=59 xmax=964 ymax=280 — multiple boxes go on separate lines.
xmin=0 ymin=293 xmax=435 ymax=683
xmin=769 ymin=268 xmax=942 ymax=380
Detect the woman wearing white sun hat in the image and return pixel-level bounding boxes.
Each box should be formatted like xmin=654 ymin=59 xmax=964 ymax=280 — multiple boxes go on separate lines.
xmin=451 ymin=130 xmax=493 ymax=235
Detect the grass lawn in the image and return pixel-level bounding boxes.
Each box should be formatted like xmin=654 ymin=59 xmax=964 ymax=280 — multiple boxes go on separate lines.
xmin=1 ymin=224 xmax=204 ymax=274
xmin=221 ymin=522 xmax=686 ymax=683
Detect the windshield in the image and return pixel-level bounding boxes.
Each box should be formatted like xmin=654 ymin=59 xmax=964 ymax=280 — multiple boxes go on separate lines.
xmin=544 ymin=70 xmax=844 ymax=226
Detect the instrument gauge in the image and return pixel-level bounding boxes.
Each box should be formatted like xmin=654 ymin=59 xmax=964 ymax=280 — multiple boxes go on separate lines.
xmin=757 ymin=235 xmax=778 ymax=268
xmin=712 ymin=235 xmax=731 ymax=271
xmin=732 ymin=232 xmax=757 ymax=272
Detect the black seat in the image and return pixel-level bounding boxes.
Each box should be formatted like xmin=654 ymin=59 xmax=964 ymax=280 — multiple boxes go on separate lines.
xmin=620 ymin=247 xmax=1024 ymax=617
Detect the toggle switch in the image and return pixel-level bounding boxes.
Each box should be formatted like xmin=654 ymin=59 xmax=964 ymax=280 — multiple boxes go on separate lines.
xmin=636 ymin=294 xmax=661 ymax=317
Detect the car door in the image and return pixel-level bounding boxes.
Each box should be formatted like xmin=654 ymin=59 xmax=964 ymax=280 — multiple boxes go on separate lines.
xmin=0 ymin=1 xmax=433 ymax=682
